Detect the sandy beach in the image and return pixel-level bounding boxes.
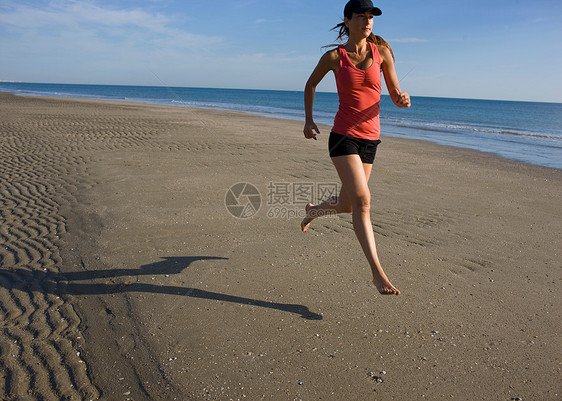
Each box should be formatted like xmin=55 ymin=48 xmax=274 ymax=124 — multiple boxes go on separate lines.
xmin=0 ymin=92 xmax=560 ymax=400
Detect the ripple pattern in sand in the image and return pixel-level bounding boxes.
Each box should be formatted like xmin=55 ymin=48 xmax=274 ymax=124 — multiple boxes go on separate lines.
xmin=0 ymin=95 xmax=123 ymax=400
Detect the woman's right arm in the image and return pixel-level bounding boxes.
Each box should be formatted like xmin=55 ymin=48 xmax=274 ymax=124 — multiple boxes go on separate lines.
xmin=303 ymin=50 xmax=338 ymax=140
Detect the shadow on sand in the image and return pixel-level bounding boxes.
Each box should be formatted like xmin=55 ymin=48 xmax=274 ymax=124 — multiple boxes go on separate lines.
xmin=0 ymin=256 xmax=322 ymax=320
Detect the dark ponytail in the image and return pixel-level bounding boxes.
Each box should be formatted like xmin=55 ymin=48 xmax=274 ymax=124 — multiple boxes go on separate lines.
xmin=367 ymin=33 xmax=395 ymax=61
xmin=331 ymin=21 xmax=348 ymax=44
xmin=328 ymin=22 xmax=395 ymax=61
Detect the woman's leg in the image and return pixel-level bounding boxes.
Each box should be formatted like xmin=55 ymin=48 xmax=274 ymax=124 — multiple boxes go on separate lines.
xmin=301 ymin=162 xmax=373 ymax=231
xmin=300 ymin=185 xmax=351 ymax=232
xmin=331 ymin=155 xmax=400 ymax=295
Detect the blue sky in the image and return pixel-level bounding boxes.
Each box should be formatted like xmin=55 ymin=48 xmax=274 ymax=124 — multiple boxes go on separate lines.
xmin=1 ymin=0 xmax=561 ymax=102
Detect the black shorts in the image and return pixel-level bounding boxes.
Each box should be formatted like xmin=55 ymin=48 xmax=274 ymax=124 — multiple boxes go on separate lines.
xmin=328 ymin=131 xmax=382 ymax=164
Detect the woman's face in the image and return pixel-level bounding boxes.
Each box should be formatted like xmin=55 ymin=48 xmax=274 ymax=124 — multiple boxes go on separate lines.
xmin=345 ymin=11 xmax=374 ymax=38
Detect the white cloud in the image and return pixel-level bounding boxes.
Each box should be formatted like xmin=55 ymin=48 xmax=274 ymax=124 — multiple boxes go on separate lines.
xmin=0 ymin=0 xmax=227 ymax=85
xmin=0 ymin=0 xmax=167 ymax=30
xmin=0 ymin=0 xmax=221 ymax=49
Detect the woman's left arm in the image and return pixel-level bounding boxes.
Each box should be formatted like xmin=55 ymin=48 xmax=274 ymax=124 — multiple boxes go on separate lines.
xmin=378 ymin=45 xmax=411 ymax=108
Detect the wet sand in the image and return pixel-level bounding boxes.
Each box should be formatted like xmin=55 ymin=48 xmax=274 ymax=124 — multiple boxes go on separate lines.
xmin=0 ymin=92 xmax=560 ymax=400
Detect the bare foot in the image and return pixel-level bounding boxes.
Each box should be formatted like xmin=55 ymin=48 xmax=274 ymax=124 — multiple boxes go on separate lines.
xmin=301 ymin=203 xmax=314 ymax=232
xmin=372 ymin=277 xmax=401 ymax=295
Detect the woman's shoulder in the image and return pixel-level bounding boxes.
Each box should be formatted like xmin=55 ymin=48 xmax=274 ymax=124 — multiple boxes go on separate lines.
xmin=375 ymin=44 xmax=390 ymax=54
xmin=375 ymin=44 xmax=393 ymax=62
xmin=318 ymin=47 xmax=340 ymax=69
xmin=322 ymin=47 xmax=340 ymax=60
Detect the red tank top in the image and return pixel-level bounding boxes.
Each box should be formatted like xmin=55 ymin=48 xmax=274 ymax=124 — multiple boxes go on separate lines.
xmin=332 ymin=42 xmax=382 ymax=140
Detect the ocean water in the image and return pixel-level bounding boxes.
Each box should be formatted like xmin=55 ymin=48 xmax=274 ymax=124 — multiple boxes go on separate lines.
xmin=1 ymin=82 xmax=561 ymax=169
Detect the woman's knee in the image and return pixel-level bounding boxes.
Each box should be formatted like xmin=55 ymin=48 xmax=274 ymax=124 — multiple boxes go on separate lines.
xmin=330 ymin=195 xmax=352 ymax=213
xmin=351 ymin=193 xmax=371 ymax=213
xmin=337 ymin=201 xmax=353 ymax=214
xmin=341 ymin=205 xmax=353 ymax=214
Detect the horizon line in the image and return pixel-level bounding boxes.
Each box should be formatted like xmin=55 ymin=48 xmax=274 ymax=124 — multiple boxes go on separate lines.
xmin=1 ymin=80 xmax=560 ymax=105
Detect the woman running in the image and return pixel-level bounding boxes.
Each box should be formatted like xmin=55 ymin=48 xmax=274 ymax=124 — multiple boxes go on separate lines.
xmin=302 ymin=0 xmax=411 ymax=295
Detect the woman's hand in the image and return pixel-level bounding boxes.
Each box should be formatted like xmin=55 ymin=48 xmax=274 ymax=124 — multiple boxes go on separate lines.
xmin=393 ymin=88 xmax=411 ymax=108
xmin=303 ymin=121 xmax=320 ymax=140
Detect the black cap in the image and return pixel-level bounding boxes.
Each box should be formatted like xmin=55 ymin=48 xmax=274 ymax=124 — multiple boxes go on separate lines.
xmin=344 ymin=0 xmax=382 ymax=18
